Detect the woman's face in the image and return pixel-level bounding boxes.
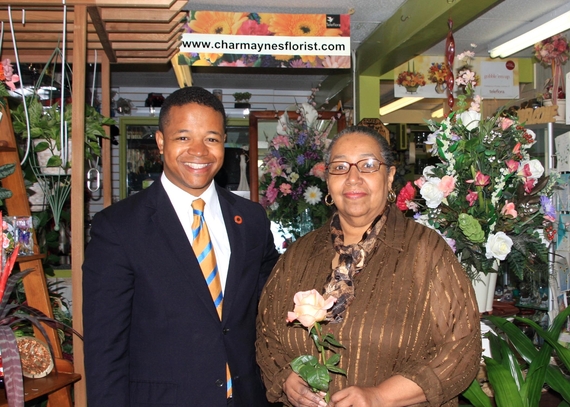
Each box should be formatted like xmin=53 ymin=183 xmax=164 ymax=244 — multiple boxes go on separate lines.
xmin=326 ymin=132 xmax=396 ymax=228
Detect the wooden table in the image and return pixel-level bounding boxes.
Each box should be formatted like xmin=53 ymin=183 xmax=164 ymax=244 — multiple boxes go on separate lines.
xmin=0 ymin=372 xmax=81 ymax=406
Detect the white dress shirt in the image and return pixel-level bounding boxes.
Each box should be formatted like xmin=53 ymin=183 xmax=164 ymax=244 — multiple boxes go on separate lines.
xmin=161 ymin=174 xmax=231 ymax=293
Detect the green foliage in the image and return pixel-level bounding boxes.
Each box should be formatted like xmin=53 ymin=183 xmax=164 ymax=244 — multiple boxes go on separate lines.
xmin=462 ymin=306 xmax=570 ymax=407
xmin=0 ymin=163 xmax=16 ymax=205
xmin=232 ymin=92 xmax=251 ymax=102
xmin=10 ymin=97 xmax=115 ymax=167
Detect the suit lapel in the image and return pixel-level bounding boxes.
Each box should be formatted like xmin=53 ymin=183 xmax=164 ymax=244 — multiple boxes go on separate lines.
xmin=150 ymin=182 xmax=222 ymax=322
xmin=217 ymin=187 xmax=246 ymax=323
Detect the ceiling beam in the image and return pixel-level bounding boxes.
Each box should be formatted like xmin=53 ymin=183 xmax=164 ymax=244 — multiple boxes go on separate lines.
xmin=356 ymin=0 xmax=504 ymax=76
xmin=104 ymin=20 xmax=182 ymax=33
xmin=87 ymin=6 xmax=117 ymax=62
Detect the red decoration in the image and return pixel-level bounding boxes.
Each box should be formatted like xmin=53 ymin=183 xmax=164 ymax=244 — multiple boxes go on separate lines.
xmin=445 ymin=19 xmax=455 ymax=112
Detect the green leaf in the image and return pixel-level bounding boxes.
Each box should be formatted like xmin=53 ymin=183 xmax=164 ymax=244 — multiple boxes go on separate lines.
xmin=483 ymin=357 xmax=524 ymax=407
xmin=326 ymin=365 xmax=347 ymax=375
xmin=34 ymin=141 xmax=50 ymax=152
xmin=290 ymin=354 xmax=318 ymax=374
xmin=302 ymin=362 xmax=330 ymax=392
xmin=326 ymin=353 xmax=341 ymax=367
xmin=544 ymin=365 xmax=570 ymax=404
xmin=461 ymin=379 xmax=493 ymax=407
xmin=323 ymin=333 xmax=344 ymax=348
xmin=46 ymin=155 xmax=63 ymax=167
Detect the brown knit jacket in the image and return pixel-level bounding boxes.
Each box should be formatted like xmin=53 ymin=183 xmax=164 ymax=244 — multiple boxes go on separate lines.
xmin=256 ymin=205 xmax=481 ymax=406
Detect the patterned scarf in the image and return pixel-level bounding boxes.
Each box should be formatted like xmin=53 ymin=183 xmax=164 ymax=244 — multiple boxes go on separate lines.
xmin=323 ymin=206 xmax=390 ymax=323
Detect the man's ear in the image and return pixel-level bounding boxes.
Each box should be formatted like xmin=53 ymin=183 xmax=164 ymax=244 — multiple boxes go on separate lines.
xmin=155 ymin=130 xmax=164 ymax=154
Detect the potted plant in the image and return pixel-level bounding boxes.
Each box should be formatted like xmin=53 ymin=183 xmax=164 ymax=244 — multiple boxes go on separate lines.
xmin=232 ymin=92 xmax=252 ymax=109
xmin=10 ymin=97 xmax=115 ymax=173
xmin=462 ymin=306 xmax=570 ymax=406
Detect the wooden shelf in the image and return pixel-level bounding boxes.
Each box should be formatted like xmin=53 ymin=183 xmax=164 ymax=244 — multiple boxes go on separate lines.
xmin=16 ymin=254 xmax=46 ymax=262
xmin=0 ymin=372 xmax=81 ymax=406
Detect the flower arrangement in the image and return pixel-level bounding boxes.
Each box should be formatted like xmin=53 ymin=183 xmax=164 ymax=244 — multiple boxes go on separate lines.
xmin=456 ymin=45 xmax=480 ymax=89
xmin=286 ymin=289 xmax=346 ymax=403
xmin=0 ymin=59 xmax=19 ymax=113
xmin=396 ymin=75 xmax=559 ymax=281
xmin=258 ymin=88 xmax=336 ymax=238
xmin=534 ymin=34 xmax=569 ymax=67
xmin=427 ymin=62 xmax=450 ymax=84
xmin=396 ymin=70 xmax=426 ymax=88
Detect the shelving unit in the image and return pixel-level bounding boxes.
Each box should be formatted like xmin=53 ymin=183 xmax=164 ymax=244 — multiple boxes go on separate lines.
xmin=0 ymin=105 xmax=79 ymax=406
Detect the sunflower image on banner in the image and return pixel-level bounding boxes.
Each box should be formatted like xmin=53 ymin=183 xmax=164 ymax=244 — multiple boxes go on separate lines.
xmin=179 ymin=12 xmax=351 ymax=69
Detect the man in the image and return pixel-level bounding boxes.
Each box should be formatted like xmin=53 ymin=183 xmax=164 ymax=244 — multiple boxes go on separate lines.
xmin=83 ymin=86 xmax=279 ymax=407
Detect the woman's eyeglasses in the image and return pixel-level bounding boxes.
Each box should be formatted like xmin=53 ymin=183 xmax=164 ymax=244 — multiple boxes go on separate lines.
xmin=326 ymin=158 xmax=386 ymax=175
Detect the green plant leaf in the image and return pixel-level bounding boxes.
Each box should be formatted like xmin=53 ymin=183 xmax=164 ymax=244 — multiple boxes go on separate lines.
xmin=301 ymin=362 xmax=330 ymax=392
xmin=290 ymin=354 xmax=318 ymax=373
xmin=461 ymin=379 xmax=493 ymax=407
xmin=483 ymin=357 xmax=524 ymax=407
xmin=326 ymin=353 xmax=340 ymax=367
xmin=544 ymin=365 xmax=570 ymax=403
xmin=323 ymin=333 xmax=344 ymax=348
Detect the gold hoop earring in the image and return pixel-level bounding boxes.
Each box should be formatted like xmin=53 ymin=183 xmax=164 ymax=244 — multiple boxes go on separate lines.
xmin=387 ymin=189 xmax=396 ymax=203
xmin=324 ymin=193 xmax=335 ymax=206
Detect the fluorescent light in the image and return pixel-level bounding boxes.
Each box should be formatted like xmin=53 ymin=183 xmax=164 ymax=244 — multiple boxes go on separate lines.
xmin=431 ymin=108 xmax=444 ymax=118
xmin=379 ymin=97 xmax=424 ymax=116
xmin=488 ymin=2 xmax=570 ymax=58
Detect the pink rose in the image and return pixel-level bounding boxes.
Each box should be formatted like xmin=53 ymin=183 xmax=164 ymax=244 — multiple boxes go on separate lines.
xmin=501 ymin=201 xmax=518 ymax=218
xmin=466 ymin=191 xmax=478 ymax=207
xmin=438 ymin=175 xmax=456 ymax=197
xmin=286 ymin=289 xmax=336 ymax=329
xmin=505 ymin=159 xmax=519 ymax=173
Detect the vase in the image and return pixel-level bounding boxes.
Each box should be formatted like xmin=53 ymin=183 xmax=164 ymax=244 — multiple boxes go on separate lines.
xmin=472 ymin=271 xmax=498 ymax=313
xmin=405 ymin=85 xmax=419 ymax=94
xmin=434 ymin=82 xmax=446 ymax=94
xmin=297 ymin=208 xmax=314 ymax=237
xmin=33 ymin=139 xmax=71 ymax=176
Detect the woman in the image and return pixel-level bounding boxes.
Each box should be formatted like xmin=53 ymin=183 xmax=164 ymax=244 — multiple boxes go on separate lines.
xmin=256 ymin=126 xmax=481 ymax=407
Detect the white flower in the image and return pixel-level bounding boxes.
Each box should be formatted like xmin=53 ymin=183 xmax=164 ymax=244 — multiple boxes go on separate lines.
xmin=289 ymin=172 xmax=299 ymax=183
xmin=420 ymin=178 xmax=445 ymax=208
xmin=269 ymin=202 xmax=279 ymax=211
xmin=523 ymin=129 xmax=536 ymax=148
xmin=300 ymin=102 xmax=318 ymax=128
xmin=303 ymin=185 xmax=323 ymax=205
xmin=276 ymin=113 xmax=289 ymax=136
xmin=458 ymin=110 xmax=481 ymax=131
xmin=518 ymin=159 xmax=544 ymax=180
xmin=423 ymin=165 xmax=436 ymax=179
xmin=485 ymin=232 xmax=513 ymax=260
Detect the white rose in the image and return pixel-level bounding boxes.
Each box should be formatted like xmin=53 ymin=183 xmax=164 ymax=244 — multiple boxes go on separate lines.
xmin=420 ymin=178 xmax=445 ymax=208
xmin=518 ymin=159 xmax=544 ymax=179
xmin=300 ymin=102 xmax=318 ymax=128
xmin=459 ymin=110 xmax=481 ymax=131
xmin=485 ymin=232 xmax=513 ymax=260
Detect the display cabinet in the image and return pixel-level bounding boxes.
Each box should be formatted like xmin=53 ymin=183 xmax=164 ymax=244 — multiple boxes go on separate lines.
xmin=119 ymin=117 xmax=249 ymax=199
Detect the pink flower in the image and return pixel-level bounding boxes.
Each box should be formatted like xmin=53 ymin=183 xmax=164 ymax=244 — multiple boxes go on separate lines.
xmin=279 ymin=183 xmax=292 ymax=195
xmin=309 ymin=162 xmax=326 ymax=180
xmin=524 ymin=178 xmax=536 ymax=194
xmin=272 ymin=135 xmax=291 ymax=149
xmin=505 ymin=159 xmax=519 ymax=173
xmin=438 ymin=175 xmax=456 ymax=197
xmin=286 ymin=289 xmax=336 ymax=329
xmin=466 ymin=191 xmax=478 ymax=207
xmin=237 ymin=20 xmax=270 ymax=36
xmin=265 ymin=180 xmax=278 ymax=204
xmin=500 ymin=118 xmax=514 ymax=130
xmin=512 ymin=143 xmax=521 ymax=155
xmin=322 ymin=56 xmax=351 ymax=69
xmin=501 ymin=201 xmax=518 ymax=218
xmin=474 ymin=171 xmax=490 ymax=187
xmin=414 ymin=177 xmax=426 ymax=188
xmin=397 ymin=181 xmax=416 ymax=211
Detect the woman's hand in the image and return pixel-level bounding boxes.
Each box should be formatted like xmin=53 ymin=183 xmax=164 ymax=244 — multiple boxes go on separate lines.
xmin=328 ymin=386 xmax=383 ymax=407
xmin=283 ymin=372 xmax=327 ymax=407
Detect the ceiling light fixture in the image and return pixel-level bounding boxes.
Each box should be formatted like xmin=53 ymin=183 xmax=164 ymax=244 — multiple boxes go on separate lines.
xmin=431 ymin=108 xmax=444 ymax=118
xmin=379 ymin=97 xmax=424 ymax=116
xmin=488 ymin=2 xmax=570 ymax=58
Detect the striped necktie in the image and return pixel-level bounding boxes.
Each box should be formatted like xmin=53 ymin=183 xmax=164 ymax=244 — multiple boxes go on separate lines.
xmin=191 ymin=199 xmax=232 ymax=398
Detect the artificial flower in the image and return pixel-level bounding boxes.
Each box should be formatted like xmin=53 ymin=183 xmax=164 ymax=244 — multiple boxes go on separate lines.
xmin=259 ymin=86 xmax=338 ymax=237
xmin=396 ymin=71 xmax=558 ymax=280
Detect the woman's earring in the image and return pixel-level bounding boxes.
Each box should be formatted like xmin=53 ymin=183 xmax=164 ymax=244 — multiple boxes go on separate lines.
xmin=324 ymin=193 xmax=335 ymax=206
xmin=387 ymin=189 xmax=396 ymax=203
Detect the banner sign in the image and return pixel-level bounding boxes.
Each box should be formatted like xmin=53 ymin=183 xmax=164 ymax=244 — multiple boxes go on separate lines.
xmin=394 ymin=56 xmax=519 ymax=100
xmin=179 ymin=11 xmax=350 ymax=69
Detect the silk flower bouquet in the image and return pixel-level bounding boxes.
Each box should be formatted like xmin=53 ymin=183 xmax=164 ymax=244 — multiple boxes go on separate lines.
xmin=259 ymin=91 xmax=337 ymax=237
xmin=286 ymin=289 xmax=346 ymax=403
xmin=396 ymin=72 xmax=558 ymax=281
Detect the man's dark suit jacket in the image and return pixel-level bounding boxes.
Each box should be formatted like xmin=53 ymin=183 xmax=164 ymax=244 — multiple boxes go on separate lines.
xmin=83 ymin=181 xmax=279 ymax=407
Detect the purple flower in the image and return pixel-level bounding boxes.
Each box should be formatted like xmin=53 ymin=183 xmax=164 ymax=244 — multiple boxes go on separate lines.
xmin=540 ymin=195 xmax=556 ymax=221
xmin=296 ymin=155 xmax=306 ymax=165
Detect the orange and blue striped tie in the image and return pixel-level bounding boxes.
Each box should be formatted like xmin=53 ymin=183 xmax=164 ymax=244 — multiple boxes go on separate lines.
xmin=191 ymin=199 xmax=232 ymax=398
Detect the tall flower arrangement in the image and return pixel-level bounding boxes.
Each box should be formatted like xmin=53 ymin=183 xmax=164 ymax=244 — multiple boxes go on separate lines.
xmin=534 ymin=34 xmax=569 ymax=105
xmin=0 ymin=59 xmax=20 ymax=115
xmin=396 ymin=63 xmax=558 ymax=281
xmin=259 ymin=89 xmax=336 ymax=238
